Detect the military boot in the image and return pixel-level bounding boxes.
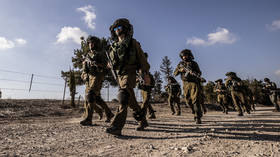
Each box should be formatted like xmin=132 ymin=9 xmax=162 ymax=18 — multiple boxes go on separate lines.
xmin=237 ymin=112 xmax=244 ymax=116
xmin=97 ymin=112 xmax=103 ymax=120
xmin=105 ymin=112 xmax=115 ymax=123
xmin=136 ymin=120 xmax=149 ymax=131
xmin=80 ymin=119 xmax=93 ymax=126
xmin=148 ymin=112 xmax=156 ymax=119
xmin=106 ymin=126 xmax=121 ymax=136
xmin=176 ymin=111 xmax=181 ymax=116
xmin=195 ymin=118 xmax=202 ymax=124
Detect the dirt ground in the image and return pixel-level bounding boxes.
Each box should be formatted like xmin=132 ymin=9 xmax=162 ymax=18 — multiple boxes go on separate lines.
xmin=0 ymin=99 xmax=279 ymax=157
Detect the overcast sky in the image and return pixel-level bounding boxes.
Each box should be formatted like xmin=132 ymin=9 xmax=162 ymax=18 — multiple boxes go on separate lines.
xmin=0 ymin=0 xmax=280 ymax=99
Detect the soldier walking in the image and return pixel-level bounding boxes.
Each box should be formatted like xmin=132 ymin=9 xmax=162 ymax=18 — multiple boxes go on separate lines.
xmin=174 ymin=49 xmax=204 ymax=124
xmin=225 ymin=72 xmax=251 ymax=116
xmin=214 ymin=79 xmax=229 ymax=114
xmin=106 ymin=18 xmax=151 ymax=135
xmin=80 ymin=36 xmax=114 ymax=126
xmin=164 ymin=76 xmax=181 ymax=115
xmin=137 ymin=53 xmax=156 ymax=119
xmin=263 ymin=78 xmax=280 ymax=112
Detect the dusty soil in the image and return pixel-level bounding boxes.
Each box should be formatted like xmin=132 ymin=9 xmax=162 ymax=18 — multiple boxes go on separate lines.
xmin=0 ymin=99 xmax=279 ymax=157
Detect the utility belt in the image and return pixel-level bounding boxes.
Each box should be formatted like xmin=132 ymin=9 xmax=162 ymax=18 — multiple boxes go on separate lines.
xmin=115 ymin=65 xmax=138 ymax=75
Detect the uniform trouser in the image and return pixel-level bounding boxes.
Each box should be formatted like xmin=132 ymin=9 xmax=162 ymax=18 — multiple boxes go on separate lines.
xmin=247 ymin=95 xmax=255 ymax=110
xmin=183 ymin=81 xmax=203 ymax=119
xmin=269 ymin=93 xmax=279 ymax=110
xmin=217 ymin=94 xmax=228 ymax=112
xmin=83 ymin=101 xmax=102 ymax=121
xmin=141 ymin=90 xmax=155 ymax=116
xmin=231 ymin=91 xmax=250 ymax=114
xmin=168 ymin=95 xmax=181 ymax=114
xmin=111 ymin=87 xmax=148 ymax=130
xmin=83 ymin=90 xmax=113 ymax=121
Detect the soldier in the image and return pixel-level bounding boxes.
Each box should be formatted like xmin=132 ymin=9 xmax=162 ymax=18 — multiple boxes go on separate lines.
xmin=263 ymin=78 xmax=280 ymax=112
xmin=214 ymin=79 xmax=229 ymax=114
xmin=105 ymin=18 xmax=150 ymax=135
xmin=164 ymin=76 xmax=181 ymax=115
xmin=174 ymin=49 xmax=203 ymax=124
xmin=200 ymin=78 xmax=207 ymax=114
xmin=225 ymin=72 xmax=251 ymax=116
xmin=80 ymin=36 xmax=114 ymax=126
xmin=242 ymin=83 xmax=255 ymax=111
xmin=137 ymin=52 xmax=156 ymax=119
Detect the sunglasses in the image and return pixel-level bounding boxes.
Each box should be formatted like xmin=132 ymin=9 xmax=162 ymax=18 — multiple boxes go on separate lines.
xmin=113 ymin=26 xmax=122 ymax=31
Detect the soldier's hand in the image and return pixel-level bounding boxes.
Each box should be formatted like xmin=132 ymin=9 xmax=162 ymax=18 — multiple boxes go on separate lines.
xmin=107 ymin=63 xmax=112 ymax=69
xmin=179 ymin=67 xmax=185 ymax=72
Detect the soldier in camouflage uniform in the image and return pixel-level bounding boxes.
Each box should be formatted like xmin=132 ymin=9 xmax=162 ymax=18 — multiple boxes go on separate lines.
xmin=80 ymin=36 xmax=114 ymax=126
xmin=263 ymin=78 xmax=279 ymax=112
xmin=214 ymin=79 xmax=229 ymax=114
xmin=137 ymin=53 xmax=156 ymax=119
xmin=242 ymin=83 xmax=255 ymax=111
xmin=174 ymin=49 xmax=203 ymax=124
xmin=200 ymin=78 xmax=207 ymax=114
xmin=225 ymin=72 xmax=251 ymax=116
xmin=165 ymin=76 xmax=181 ymax=115
xmin=106 ymin=18 xmax=150 ymax=135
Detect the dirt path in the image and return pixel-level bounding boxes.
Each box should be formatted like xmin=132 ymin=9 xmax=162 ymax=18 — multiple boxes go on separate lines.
xmin=0 ymin=104 xmax=279 ymax=157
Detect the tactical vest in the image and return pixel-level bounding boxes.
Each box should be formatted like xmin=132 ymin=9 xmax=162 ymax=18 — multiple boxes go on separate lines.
xmin=110 ymin=39 xmax=138 ymax=74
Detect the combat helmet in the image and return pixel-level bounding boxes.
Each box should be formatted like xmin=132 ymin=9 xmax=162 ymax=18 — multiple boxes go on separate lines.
xmin=264 ymin=78 xmax=270 ymax=82
xmin=225 ymin=72 xmax=237 ymax=77
xmin=110 ymin=18 xmax=134 ymax=41
xmin=215 ymin=79 xmax=223 ymax=83
xmin=86 ymin=35 xmax=101 ymax=50
xmin=179 ymin=49 xmax=194 ymax=60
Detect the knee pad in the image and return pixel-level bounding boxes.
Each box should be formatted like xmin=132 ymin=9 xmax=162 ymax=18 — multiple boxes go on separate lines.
xmin=118 ymin=89 xmax=130 ymax=105
xmin=86 ymin=90 xmax=96 ymax=103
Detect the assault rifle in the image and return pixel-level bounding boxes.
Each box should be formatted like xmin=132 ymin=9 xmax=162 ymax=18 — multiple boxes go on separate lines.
xmin=105 ymin=51 xmax=120 ymax=87
xmin=180 ymin=63 xmax=204 ymax=82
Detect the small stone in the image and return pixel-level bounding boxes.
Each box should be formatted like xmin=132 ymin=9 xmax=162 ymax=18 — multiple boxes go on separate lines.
xmin=104 ymin=145 xmax=113 ymax=149
xmin=182 ymin=147 xmax=189 ymax=152
xmin=174 ymin=147 xmax=181 ymax=151
xmin=210 ymin=128 xmax=215 ymax=132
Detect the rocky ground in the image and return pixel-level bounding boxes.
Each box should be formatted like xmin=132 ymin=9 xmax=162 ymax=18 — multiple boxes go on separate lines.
xmin=0 ymin=99 xmax=279 ymax=157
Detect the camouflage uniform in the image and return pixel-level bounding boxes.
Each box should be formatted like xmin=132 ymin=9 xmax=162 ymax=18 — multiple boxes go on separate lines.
xmin=174 ymin=49 xmax=203 ymax=124
xmin=138 ymin=72 xmax=156 ymax=119
xmin=214 ymin=79 xmax=229 ymax=114
xmin=80 ymin=36 xmax=114 ymax=126
xmin=106 ymin=18 xmax=150 ymax=135
xmin=263 ymin=78 xmax=279 ymax=112
xmin=200 ymin=78 xmax=207 ymax=114
xmin=242 ymin=84 xmax=255 ymax=111
xmin=165 ymin=77 xmax=181 ymax=115
xmin=225 ymin=72 xmax=251 ymax=116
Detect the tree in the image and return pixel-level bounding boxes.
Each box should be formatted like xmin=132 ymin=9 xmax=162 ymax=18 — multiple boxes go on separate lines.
xmin=69 ymin=68 xmax=76 ymax=107
xmin=243 ymin=78 xmax=272 ymax=105
xmin=151 ymin=71 xmax=163 ymax=102
xmin=203 ymin=81 xmax=217 ymax=104
xmin=160 ymin=56 xmax=173 ymax=82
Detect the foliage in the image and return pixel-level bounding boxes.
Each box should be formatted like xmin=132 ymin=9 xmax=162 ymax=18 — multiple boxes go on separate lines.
xmin=151 ymin=71 xmax=163 ymax=102
xmin=203 ymin=81 xmax=217 ymax=104
xmin=160 ymin=56 xmax=173 ymax=82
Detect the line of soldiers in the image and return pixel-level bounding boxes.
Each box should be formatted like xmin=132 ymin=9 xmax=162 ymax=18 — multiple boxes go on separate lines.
xmin=79 ymin=18 xmax=279 ymax=136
